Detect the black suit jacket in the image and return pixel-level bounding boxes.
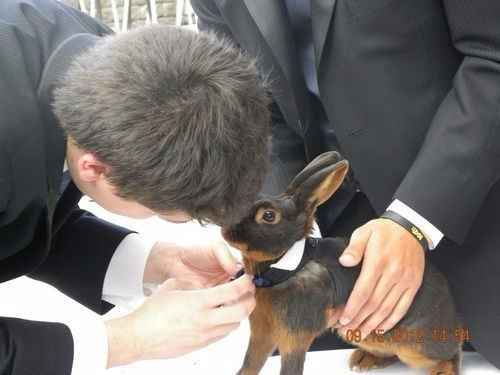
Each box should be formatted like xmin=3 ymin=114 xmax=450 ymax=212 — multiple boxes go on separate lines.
xmin=0 ymin=1 xmax=133 ymax=373
xmin=192 ymin=0 xmax=500 ymax=368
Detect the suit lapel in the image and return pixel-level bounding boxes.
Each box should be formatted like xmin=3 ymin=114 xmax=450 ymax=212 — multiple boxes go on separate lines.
xmin=311 ymin=0 xmax=337 ymax=67
xmin=214 ymin=0 xmax=308 ymax=136
xmin=242 ymin=0 xmax=298 ymax=89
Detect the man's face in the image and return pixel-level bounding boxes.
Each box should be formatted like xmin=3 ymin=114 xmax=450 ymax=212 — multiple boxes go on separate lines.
xmin=84 ymin=184 xmax=156 ymax=219
xmin=66 ymin=139 xmax=192 ymax=223
xmin=86 ymin=185 xmax=192 ymax=223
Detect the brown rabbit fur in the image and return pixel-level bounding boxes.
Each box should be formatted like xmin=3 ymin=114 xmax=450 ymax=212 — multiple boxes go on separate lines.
xmin=222 ymin=152 xmax=462 ymax=375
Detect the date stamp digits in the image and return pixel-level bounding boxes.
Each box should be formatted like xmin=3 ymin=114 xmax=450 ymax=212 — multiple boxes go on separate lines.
xmin=345 ymin=327 xmax=471 ymax=344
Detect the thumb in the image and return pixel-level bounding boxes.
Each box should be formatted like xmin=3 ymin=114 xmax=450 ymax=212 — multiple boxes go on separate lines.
xmin=340 ymin=227 xmax=371 ymax=267
xmin=213 ymin=241 xmax=244 ymax=276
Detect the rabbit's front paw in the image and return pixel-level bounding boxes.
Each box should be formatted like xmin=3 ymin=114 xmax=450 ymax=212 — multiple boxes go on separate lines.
xmin=348 ymin=349 xmax=397 ymax=372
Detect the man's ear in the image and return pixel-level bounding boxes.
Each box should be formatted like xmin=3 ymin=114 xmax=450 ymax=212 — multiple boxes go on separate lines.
xmin=293 ymin=160 xmax=349 ymax=211
xmin=76 ymin=152 xmax=109 ymax=183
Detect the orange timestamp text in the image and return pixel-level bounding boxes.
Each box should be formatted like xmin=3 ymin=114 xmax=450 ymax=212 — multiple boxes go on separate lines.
xmin=345 ymin=327 xmax=471 ymax=344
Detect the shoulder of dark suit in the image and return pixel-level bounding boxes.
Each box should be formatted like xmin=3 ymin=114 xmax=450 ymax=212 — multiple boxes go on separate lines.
xmin=0 ymin=0 xmax=111 ymax=214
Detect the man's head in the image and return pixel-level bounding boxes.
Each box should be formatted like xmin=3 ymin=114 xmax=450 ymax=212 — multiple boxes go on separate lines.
xmin=54 ymin=25 xmax=270 ymax=225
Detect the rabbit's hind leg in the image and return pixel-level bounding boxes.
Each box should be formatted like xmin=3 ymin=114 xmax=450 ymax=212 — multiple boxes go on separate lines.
xmin=349 ymin=349 xmax=398 ymax=372
xmin=429 ymin=353 xmax=461 ymax=375
xmin=396 ymin=345 xmax=440 ymax=370
xmin=396 ymin=344 xmax=461 ymax=375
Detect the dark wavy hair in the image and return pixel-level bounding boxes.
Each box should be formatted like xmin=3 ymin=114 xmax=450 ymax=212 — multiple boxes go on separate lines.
xmin=53 ymin=25 xmax=271 ymax=225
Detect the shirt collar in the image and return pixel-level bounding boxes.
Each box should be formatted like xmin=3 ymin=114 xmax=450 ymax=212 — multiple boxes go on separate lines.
xmin=270 ymin=238 xmax=306 ymax=271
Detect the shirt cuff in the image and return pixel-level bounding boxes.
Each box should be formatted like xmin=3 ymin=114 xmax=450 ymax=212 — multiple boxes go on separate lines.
xmin=102 ymin=233 xmax=156 ymax=306
xmin=67 ymin=315 xmax=108 ymax=374
xmin=387 ymin=199 xmax=444 ymax=250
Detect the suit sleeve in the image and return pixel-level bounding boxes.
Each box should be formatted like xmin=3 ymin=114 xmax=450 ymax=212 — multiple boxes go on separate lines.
xmin=192 ymin=0 xmax=308 ymax=196
xmin=29 ymin=209 xmax=133 ymax=314
xmin=394 ymin=0 xmax=500 ymax=243
xmin=0 ymin=318 xmax=74 ymax=375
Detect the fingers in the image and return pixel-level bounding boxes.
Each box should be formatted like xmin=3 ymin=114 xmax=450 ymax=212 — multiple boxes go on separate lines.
xmin=356 ymin=283 xmax=407 ymax=339
xmin=340 ymin=225 xmax=372 ymax=267
xmin=206 ymin=292 xmax=256 ymax=326
xmin=339 ymin=241 xmax=381 ymax=326
xmin=339 ymin=273 xmax=396 ymax=335
xmin=198 ymin=274 xmax=255 ymax=308
xmin=212 ymin=241 xmax=243 ymax=276
xmin=377 ymin=288 xmax=418 ymax=333
xmin=326 ymin=307 xmax=345 ymax=327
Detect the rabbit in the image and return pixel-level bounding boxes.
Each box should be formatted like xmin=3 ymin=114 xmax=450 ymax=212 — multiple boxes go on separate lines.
xmin=222 ymin=151 xmax=463 ymax=375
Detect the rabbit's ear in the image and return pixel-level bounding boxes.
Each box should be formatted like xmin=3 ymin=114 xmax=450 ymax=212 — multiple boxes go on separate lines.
xmin=286 ymin=151 xmax=342 ymax=195
xmin=293 ymin=159 xmax=349 ymax=211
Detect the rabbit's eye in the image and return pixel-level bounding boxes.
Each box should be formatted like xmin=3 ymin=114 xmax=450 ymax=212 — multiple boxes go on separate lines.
xmin=255 ymin=207 xmax=281 ymax=224
xmin=263 ymin=210 xmax=276 ymax=223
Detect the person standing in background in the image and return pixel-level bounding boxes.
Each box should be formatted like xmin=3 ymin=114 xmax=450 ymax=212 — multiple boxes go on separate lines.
xmin=192 ymin=0 xmax=500 ymax=368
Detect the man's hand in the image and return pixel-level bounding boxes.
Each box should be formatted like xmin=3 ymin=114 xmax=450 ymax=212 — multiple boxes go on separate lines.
xmin=337 ymin=218 xmax=425 ymax=340
xmin=144 ymin=240 xmax=242 ymax=287
xmin=105 ymin=274 xmax=255 ymax=367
